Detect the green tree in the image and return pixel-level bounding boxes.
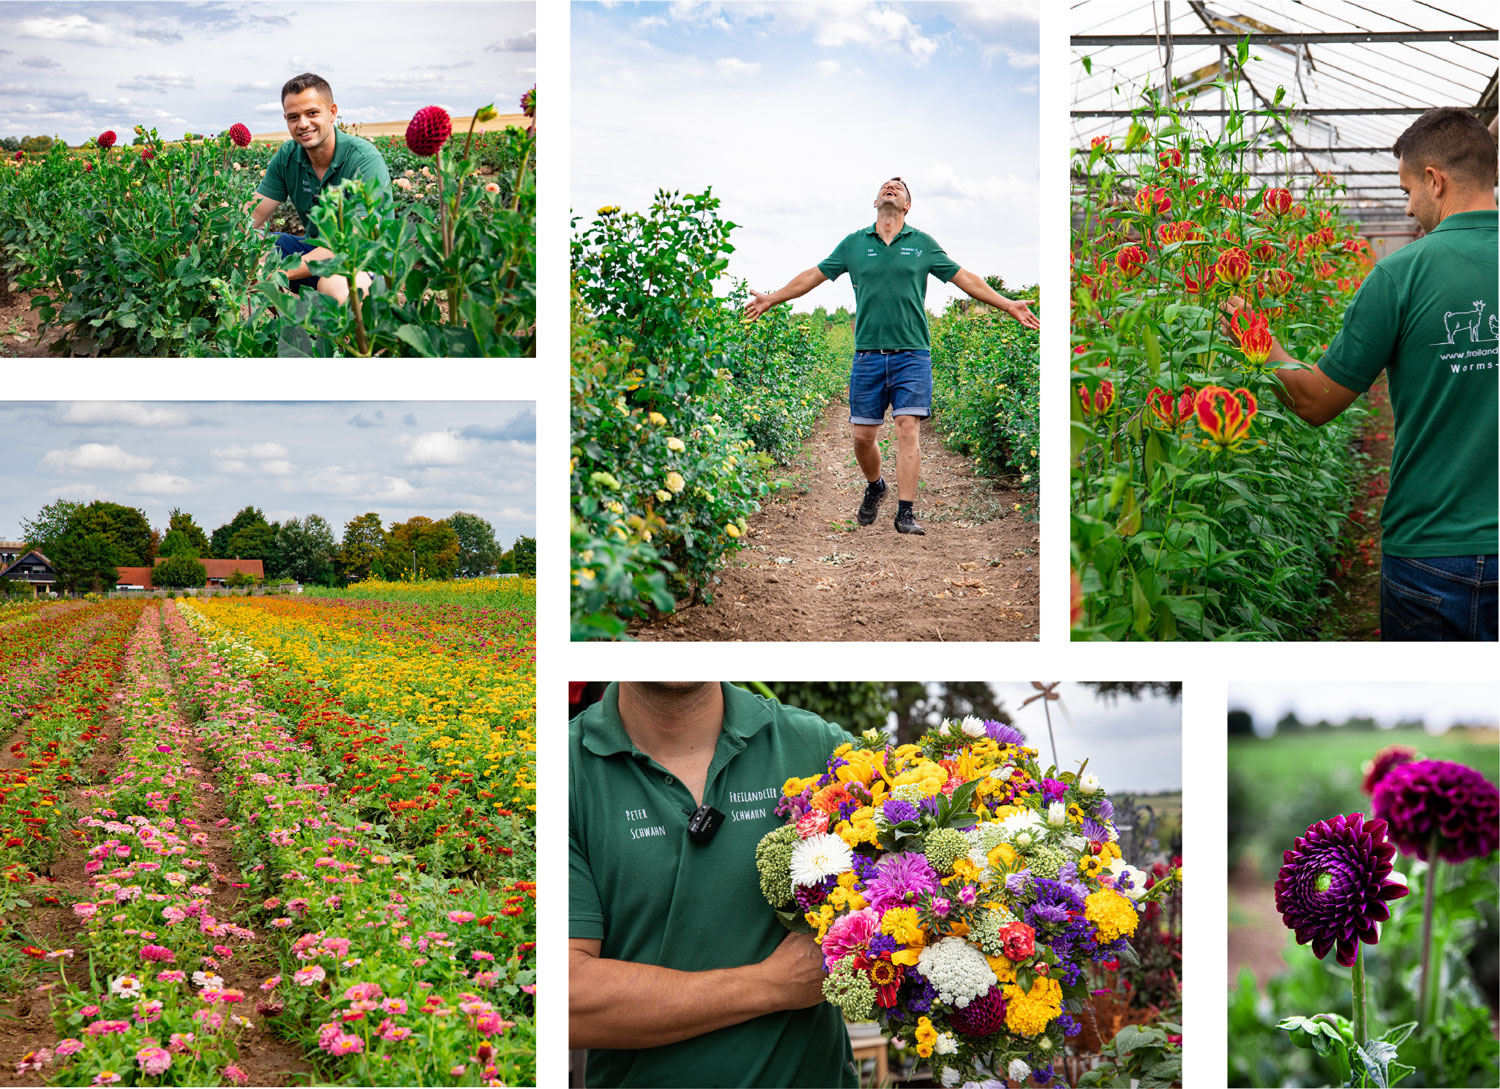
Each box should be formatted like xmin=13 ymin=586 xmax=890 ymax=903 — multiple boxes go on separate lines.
xmin=43 ymin=502 xmax=152 ymax=566
xmin=274 ymin=515 xmax=337 ymax=585
xmin=338 ymin=512 xmax=387 ymax=582
xmin=166 ymin=509 xmax=211 ymax=555
xmin=505 ymin=534 xmax=536 ymax=577
xmin=153 ymin=554 xmax=208 ymax=589
xmin=382 ymin=516 xmax=460 ymax=581
xmin=225 ymin=569 xmax=257 ymax=588
xmin=20 ymin=498 xmax=83 ymax=556
xmin=52 ymin=532 xmax=124 ymax=593
xmin=226 ymin=521 xmax=279 ymax=568
xmin=159 ymin=528 xmax=202 ymax=558
xmin=448 ymin=511 xmax=501 ymax=577
xmin=211 ymin=506 xmax=273 ymax=559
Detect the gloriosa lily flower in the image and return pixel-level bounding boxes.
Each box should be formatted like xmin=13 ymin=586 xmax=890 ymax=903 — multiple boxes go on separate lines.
xmin=1229 ymin=309 xmax=1275 ymax=366
xmin=1213 ymin=247 xmax=1253 ymax=286
xmin=1146 ymin=385 xmax=1195 ymax=428
xmin=1194 ymin=385 xmax=1258 ymax=449
xmin=1114 ymin=245 xmax=1147 ymax=280
xmin=1078 ymin=380 xmax=1114 ymax=417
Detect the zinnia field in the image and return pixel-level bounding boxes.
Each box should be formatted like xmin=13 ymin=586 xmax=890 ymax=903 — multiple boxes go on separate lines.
xmin=0 ymin=580 xmax=535 ymax=1086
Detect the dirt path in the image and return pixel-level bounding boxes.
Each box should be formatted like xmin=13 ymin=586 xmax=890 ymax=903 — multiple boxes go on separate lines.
xmin=1319 ymin=375 xmax=1393 ymax=641
xmin=0 ymin=282 xmax=66 ymax=359
xmin=633 ymin=401 xmax=1040 ymax=641
xmin=1228 ymin=861 xmax=1292 ymax=988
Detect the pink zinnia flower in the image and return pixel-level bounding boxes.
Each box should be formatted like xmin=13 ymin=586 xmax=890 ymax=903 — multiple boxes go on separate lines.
xmin=224 ymin=1065 xmax=248 ymax=1085
xmin=293 ymin=965 xmax=326 ymax=986
xmin=820 ymin=907 xmax=879 ymax=968
xmin=135 ymin=1047 xmax=171 ymax=1078
xmin=328 ymin=1033 xmax=364 ymax=1056
xmin=140 ymin=944 xmax=175 ymax=962
xmin=448 ymin=910 xmax=475 ymax=924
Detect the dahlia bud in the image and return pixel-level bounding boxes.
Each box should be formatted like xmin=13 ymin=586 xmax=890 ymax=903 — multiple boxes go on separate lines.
xmin=1213 ymin=247 xmax=1253 ymax=286
xmin=474 ymin=104 xmax=498 ymax=123
xmin=97 ymin=130 xmax=117 ymax=149
xmin=521 ymin=86 xmax=536 ymax=119
xmin=134 ymin=124 xmax=144 ymax=135
xmin=228 ymin=123 xmax=252 ymax=148
xmin=405 ymin=106 xmax=452 ymax=157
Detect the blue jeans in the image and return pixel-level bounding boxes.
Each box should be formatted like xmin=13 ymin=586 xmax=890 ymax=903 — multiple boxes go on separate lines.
xmin=848 ymin=349 xmax=932 ymax=425
xmin=273 ymin=232 xmax=321 ymax=291
xmin=1380 ymin=554 xmax=1498 ymax=641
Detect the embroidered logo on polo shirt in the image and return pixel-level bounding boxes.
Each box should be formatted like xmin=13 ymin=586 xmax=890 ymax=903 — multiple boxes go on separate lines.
xmin=898 ymin=246 xmax=923 ymax=257
xmin=727 ymin=784 xmax=780 ymax=823
xmin=1432 ymin=298 xmax=1499 ymax=371
xmin=624 ymin=806 xmax=665 ymax=841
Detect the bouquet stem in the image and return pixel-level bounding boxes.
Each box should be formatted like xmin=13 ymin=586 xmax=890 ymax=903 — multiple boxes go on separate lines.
xmin=1351 ymin=943 xmax=1368 ymax=1045
xmin=1418 ymin=835 xmax=1441 ymax=1026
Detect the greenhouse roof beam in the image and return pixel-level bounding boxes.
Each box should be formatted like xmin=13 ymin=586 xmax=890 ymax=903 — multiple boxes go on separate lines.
xmin=1071 ymin=106 xmax=1475 ymax=116
xmin=1071 ymin=31 xmax=1496 ymax=46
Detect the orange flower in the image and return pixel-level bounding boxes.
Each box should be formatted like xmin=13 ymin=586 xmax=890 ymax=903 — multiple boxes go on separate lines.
xmin=1157 ymin=220 xmax=1202 ymax=246
xmin=1146 ymin=384 xmax=1196 ymax=428
xmin=1214 ymin=247 xmax=1254 ymax=286
xmin=1134 ymin=185 xmax=1171 ymax=216
xmin=1229 ymin=310 xmax=1275 ymax=366
xmin=1158 ymin=148 xmax=1184 ymax=170
xmin=1090 ymin=135 xmax=1112 ymax=153
xmin=1194 ymin=386 xmax=1258 ymax=450
xmin=1263 ymin=187 xmax=1293 ymax=216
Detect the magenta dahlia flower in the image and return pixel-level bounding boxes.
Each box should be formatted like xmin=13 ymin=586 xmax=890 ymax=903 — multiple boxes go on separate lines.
xmin=140 ymin=148 xmax=154 ymax=162
xmin=1274 ymin=812 xmax=1407 ymax=967
xmin=949 ymin=984 xmax=1007 ymax=1037
xmin=405 ymin=106 xmax=452 ymax=157
xmin=228 ymin=123 xmax=251 ymax=148
xmin=521 ymin=86 xmax=536 ymax=119
xmin=863 ymin=852 xmax=938 ymax=913
xmin=1372 ymin=759 xmax=1500 ymax=864
xmin=97 ymin=130 xmax=117 ymax=149
xmin=1361 ymin=745 xmax=1418 ymax=795
xmin=821 ymin=907 xmax=878 ymax=968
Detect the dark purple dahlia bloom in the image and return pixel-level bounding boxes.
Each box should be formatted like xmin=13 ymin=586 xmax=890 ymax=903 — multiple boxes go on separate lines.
xmin=1274 ymin=812 xmax=1408 ymax=967
xmin=1361 ymin=744 xmax=1418 ymax=796
xmin=949 ymin=984 xmax=1007 ymax=1036
xmin=1371 ymin=759 xmax=1500 ymax=863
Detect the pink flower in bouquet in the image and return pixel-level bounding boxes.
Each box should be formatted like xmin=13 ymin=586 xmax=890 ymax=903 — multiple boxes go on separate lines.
xmin=822 ymin=907 xmax=880 ymax=967
xmin=796 ymin=811 xmax=829 ymax=839
xmin=1000 ymin=922 xmax=1035 ymax=960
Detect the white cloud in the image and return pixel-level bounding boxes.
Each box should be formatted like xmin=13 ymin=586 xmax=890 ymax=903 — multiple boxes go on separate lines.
xmin=716 ymin=58 xmax=761 ymax=78
xmin=817 ymin=59 xmax=840 ymax=75
xmin=250 ymin=442 xmax=288 ymax=459
xmin=40 ymin=443 xmax=153 ymax=472
xmin=117 ymin=71 xmax=195 ymax=93
xmin=130 ymin=473 xmax=192 ymax=495
xmin=216 ymin=459 xmax=248 ymax=474
xmin=45 ymin=482 xmax=106 ymax=502
xmin=18 ymin=14 xmax=115 ymax=45
xmin=379 ymin=477 xmax=420 ymax=502
xmin=812 ymin=7 xmax=937 ymax=62
xmin=402 ymin=431 xmax=478 ymax=466
xmin=58 ymin=402 xmax=191 ymax=428
xmin=259 ymin=459 xmax=297 ymax=477
xmin=485 ymin=29 xmax=536 ymax=52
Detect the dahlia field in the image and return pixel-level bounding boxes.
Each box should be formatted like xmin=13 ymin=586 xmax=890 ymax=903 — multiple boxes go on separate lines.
xmin=0 ymin=100 xmax=535 ymax=358
xmin=0 ymin=583 xmax=535 ymax=1086
xmin=1071 ymin=55 xmax=1375 ymax=639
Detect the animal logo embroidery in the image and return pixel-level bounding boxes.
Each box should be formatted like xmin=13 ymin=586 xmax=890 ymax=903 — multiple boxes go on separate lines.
xmin=1433 ymin=299 xmax=1499 ymax=345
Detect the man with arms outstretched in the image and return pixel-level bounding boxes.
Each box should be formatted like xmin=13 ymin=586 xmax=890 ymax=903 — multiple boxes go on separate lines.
xmin=744 ymin=177 xmax=1039 ymax=535
xmin=569 ymin=682 xmax=856 ymax=1088
xmin=245 ymin=73 xmax=391 ymax=304
xmin=1227 ymin=107 xmax=1497 ymax=640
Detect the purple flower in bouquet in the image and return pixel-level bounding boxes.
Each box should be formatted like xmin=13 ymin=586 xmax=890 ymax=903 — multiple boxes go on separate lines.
xmin=1095 ymin=797 xmax=1115 ymax=821
xmin=1372 ymin=759 xmax=1499 ymax=863
xmin=1361 ymin=745 xmax=1418 ymax=796
xmin=1042 ymin=778 xmax=1069 ymax=802
xmin=985 ymin=720 xmax=1026 ymax=745
xmin=1274 ymin=812 xmax=1408 ymax=966
xmin=882 ymin=799 xmax=920 ymax=824
xmin=794 ymin=876 xmax=837 ymax=910
xmin=864 ymin=852 xmax=938 ymax=912
xmin=949 ymin=984 xmax=1008 ymax=1037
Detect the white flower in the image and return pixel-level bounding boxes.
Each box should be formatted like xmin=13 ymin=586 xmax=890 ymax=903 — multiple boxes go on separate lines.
xmin=1046 ymin=801 xmax=1067 ymax=827
xmin=941 ymin=1066 xmax=961 ymax=1087
xmin=788 ymin=833 xmax=852 ymax=887
xmin=938 ymin=721 xmax=952 ymax=737
xmin=192 ymin=971 xmax=224 ymax=990
xmin=916 ymin=937 xmax=996 ymax=1008
xmin=1008 ymin=1059 xmax=1032 ymax=1082
xmin=960 ymin=715 xmax=986 ymax=738
xmin=109 ymin=975 xmax=143 ymax=999
xmin=934 ymin=1032 xmax=958 ymax=1055
xmin=988 ymin=765 xmax=1014 ymax=781
xmin=1106 ymin=858 xmax=1151 ymax=901
xmin=1078 ymin=773 xmax=1101 ymax=795
xmin=1038 ymin=1035 xmax=1054 ymax=1052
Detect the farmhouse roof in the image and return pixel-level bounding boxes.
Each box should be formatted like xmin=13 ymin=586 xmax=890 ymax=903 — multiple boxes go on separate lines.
xmin=115 ymin=566 xmax=154 ymax=586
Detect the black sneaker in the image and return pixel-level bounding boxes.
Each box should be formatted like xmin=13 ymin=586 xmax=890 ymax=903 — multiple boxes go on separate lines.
xmin=856 ymin=479 xmax=887 ymax=526
xmin=894 ymin=507 xmax=926 ymax=535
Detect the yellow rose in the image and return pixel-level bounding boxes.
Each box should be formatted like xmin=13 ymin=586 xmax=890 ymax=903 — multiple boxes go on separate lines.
xmin=666 ymin=437 xmax=685 ymax=452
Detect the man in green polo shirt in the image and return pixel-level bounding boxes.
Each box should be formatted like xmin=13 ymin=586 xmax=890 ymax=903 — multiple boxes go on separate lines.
xmin=1226 ymin=107 xmax=1497 ymax=640
xmin=570 ymin=682 xmax=857 ymax=1088
xmin=246 ymin=72 xmax=392 ymax=304
xmin=744 ymin=177 xmax=1039 ymax=535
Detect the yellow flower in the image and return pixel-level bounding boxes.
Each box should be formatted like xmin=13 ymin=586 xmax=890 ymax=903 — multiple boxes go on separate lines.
xmin=597 ymin=205 xmax=619 ymax=215
xmin=655 ymin=489 xmax=673 ymax=502
xmin=665 ymin=471 xmax=685 ymax=493
xmin=914 ymin=1016 xmax=937 ymax=1058
xmin=647 ymin=411 xmax=667 ymax=426
xmin=666 ymin=437 xmax=685 ymax=452
xmin=1003 ymin=977 xmax=1063 ymax=1036
xmin=879 ymin=907 xmax=925 ymax=947
xmin=1085 ymin=887 xmax=1139 ymax=943
xmin=725 ymin=524 xmax=740 ymax=539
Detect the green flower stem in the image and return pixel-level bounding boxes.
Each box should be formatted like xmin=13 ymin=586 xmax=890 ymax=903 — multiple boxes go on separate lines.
xmin=1351 ymin=943 xmax=1368 ymax=1047
xmin=1418 ymin=835 xmax=1441 ymax=1027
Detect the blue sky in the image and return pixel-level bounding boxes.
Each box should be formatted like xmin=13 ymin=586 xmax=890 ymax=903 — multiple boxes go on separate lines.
xmin=0 ymin=402 xmax=536 ymax=547
xmin=573 ymin=1 xmax=1040 ymax=313
xmin=0 ymin=2 xmax=534 ymax=144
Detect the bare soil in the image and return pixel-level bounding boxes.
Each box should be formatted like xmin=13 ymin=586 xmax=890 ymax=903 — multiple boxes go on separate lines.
xmin=1228 ymin=859 xmax=1292 ymax=988
xmin=632 ymin=402 xmax=1040 ymax=642
xmin=1319 ymin=375 xmax=1394 ymax=641
xmin=0 ymin=280 xmax=65 ymax=359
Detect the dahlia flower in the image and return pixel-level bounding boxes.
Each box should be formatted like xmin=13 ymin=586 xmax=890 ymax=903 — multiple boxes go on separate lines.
xmin=406 ymin=106 xmax=452 ymax=157
xmin=1372 ymin=759 xmax=1499 ymax=863
xmin=228 ymin=123 xmax=251 ymax=148
xmin=1274 ymin=812 xmax=1407 ymax=966
xmin=864 ymin=851 xmax=938 ymax=912
xmin=1361 ymin=745 xmax=1418 ymax=796
xmin=97 ymin=130 xmax=116 ymax=148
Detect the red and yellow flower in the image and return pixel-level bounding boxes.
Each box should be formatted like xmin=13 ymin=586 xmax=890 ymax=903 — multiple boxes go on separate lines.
xmin=1194 ymin=385 xmax=1258 ymax=450
xmin=1146 ymin=384 xmax=1195 ymax=428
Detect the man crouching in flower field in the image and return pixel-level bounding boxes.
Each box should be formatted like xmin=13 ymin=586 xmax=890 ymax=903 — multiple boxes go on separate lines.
xmin=1225 ymin=107 xmax=1498 ymax=640
xmin=570 ymin=683 xmax=858 ymax=1087
xmin=743 ymin=178 xmax=1040 ymax=535
xmin=244 ymin=72 xmax=392 ymax=303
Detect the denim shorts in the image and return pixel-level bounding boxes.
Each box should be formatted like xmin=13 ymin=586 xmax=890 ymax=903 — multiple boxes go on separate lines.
xmin=848 ymin=349 xmax=932 ymax=426
xmin=273 ymin=232 xmax=321 ymax=290
xmin=1380 ymin=554 xmax=1498 ymax=641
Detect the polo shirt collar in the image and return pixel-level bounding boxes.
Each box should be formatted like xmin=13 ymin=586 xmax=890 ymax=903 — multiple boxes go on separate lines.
xmin=297 ymin=129 xmax=345 ymax=177
xmin=580 ymin=682 xmax=773 ymax=757
xmin=864 ymin=221 xmax=913 ymax=240
xmin=1430 ymin=209 xmax=1497 ymax=233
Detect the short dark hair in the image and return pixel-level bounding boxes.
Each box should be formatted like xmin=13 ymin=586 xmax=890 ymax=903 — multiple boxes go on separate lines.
xmin=281 ymin=73 xmax=334 ymax=107
xmin=884 ymin=176 xmax=912 ymax=202
xmin=1392 ymin=107 xmax=1497 ymax=187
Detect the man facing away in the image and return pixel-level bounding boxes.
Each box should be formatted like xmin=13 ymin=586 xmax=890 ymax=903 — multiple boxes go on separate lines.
xmin=1228 ymin=107 xmax=1498 ymax=640
xmin=569 ymin=682 xmax=857 ymax=1088
xmin=245 ymin=73 xmax=391 ymax=304
xmin=743 ymin=177 xmax=1040 ymax=535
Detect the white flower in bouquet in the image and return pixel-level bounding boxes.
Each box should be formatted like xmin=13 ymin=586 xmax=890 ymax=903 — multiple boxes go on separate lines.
xmin=934 ymin=1032 xmax=958 ymax=1056
xmin=941 ymin=1066 xmax=962 ymax=1087
xmin=1046 ymin=800 xmax=1067 ymax=827
xmin=1106 ymin=857 xmax=1151 ymax=901
xmin=1008 ymin=1058 xmax=1032 ymax=1081
xmin=959 ymin=715 xmax=986 ymax=738
xmin=988 ymin=765 xmax=1014 ymax=782
xmin=788 ymin=833 xmax=853 ymax=886
xmin=1078 ymin=772 xmax=1102 ymax=795
xmin=916 ymin=937 xmax=996 ymax=1008
xmin=938 ymin=721 xmax=952 ymax=737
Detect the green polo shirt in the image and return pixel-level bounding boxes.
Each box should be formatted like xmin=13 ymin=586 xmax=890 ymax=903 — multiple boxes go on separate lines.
xmin=1317 ymin=210 xmax=1498 ymax=557
xmin=569 ymin=683 xmax=857 ymax=1089
xmin=254 ymin=130 xmax=392 ymax=239
xmin=817 ymin=223 xmax=960 ymax=351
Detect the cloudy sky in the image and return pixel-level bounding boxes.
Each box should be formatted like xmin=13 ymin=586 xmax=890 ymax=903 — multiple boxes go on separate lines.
xmin=0 ymin=402 xmax=536 ymax=546
xmin=573 ymin=1 xmax=1040 ymax=314
xmin=1230 ymin=682 xmax=1498 ymax=737
xmin=990 ymin=682 xmax=1181 ymax=794
xmin=0 ymin=1 xmax=535 ymax=144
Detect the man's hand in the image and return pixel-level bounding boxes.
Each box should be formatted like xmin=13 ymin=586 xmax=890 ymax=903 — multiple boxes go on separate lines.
xmin=1001 ymin=297 xmax=1041 ymax=330
xmin=743 ymin=267 xmax=828 ymax=323
xmin=743 ymin=289 xmax=777 ymax=322
xmin=759 ymin=932 xmax=827 ymax=1009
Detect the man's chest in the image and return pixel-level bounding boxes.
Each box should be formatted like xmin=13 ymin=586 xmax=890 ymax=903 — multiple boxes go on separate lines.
xmin=850 ymin=240 xmax=931 ymax=289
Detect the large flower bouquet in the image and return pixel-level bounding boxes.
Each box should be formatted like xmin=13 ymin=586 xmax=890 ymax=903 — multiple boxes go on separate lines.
xmin=755 ymin=719 xmax=1179 ymax=1087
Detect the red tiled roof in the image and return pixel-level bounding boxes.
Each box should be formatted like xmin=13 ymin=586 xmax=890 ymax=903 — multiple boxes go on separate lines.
xmin=115 ymin=566 xmax=155 ymax=587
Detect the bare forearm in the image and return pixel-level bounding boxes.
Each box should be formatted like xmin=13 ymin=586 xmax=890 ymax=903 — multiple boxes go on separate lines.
xmin=952 ymin=270 xmax=1012 ymax=310
xmin=570 ymin=954 xmax=777 ymax=1049
xmin=764 ymin=267 xmax=826 ymax=306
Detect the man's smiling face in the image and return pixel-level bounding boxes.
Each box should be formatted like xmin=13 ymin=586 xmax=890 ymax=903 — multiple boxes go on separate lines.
xmin=874 ymin=178 xmax=911 ymax=213
xmin=283 ymin=88 xmax=337 ymax=153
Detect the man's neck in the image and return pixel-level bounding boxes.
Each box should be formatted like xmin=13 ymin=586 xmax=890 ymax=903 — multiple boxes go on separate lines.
xmin=304 ymin=130 xmax=337 ymax=172
xmin=1436 ymin=191 xmax=1497 ymax=226
xmin=874 ymin=208 xmax=906 ymax=243
xmin=617 ymin=683 xmax=725 ymax=763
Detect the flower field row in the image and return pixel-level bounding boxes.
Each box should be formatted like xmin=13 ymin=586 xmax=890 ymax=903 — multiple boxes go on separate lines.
xmin=1071 ymin=73 xmax=1374 ymax=639
xmin=0 ymin=107 xmax=534 ymax=357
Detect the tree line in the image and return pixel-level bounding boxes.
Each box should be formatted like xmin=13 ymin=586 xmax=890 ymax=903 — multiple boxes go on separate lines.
xmin=6 ymin=499 xmax=535 ymax=594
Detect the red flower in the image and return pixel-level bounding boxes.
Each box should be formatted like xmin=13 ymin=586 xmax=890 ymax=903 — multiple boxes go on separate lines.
xmin=1157 ymin=220 xmax=1202 ymax=246
xmin=1253 ymin=241 xmax=1276 ymax=262
xmin=1146 ymin=384 xmax=1195 ymax=428
xmin=12 ymin=151 xmax=23 ymax=162
xmin=999 ymin=921 xmax=1035 ymax=960
xmin=406 ymin=106 xmax=452 ymax=157
xmin=1194 ymin=385 xmax=1258 ymax=449
xmin=97 ymin=130 xmax=117 ymax=149
xmin=1261 ymin=267 xmax=1294 ymax=297
xmin=1134 ymin=185 xmax=1171 ymax=216
xmin=228 ymin=123 xmax=252 ymax=148
xmin=520 ymin=86 xmax=536 ymax=119
xmin=1114 ymin=245 xmax=1147 ymax=280
xmin=140 ymin=149 xmax=155 ymax=162
xmin=1090 ymin=135 xmax=1112 ymax=153
xmin=1263 ymin=187 xmax=1292 ymax=216
xmin=1213 ymin=247 xmax=1253 ymax=286
xmin=1158 ymin=148 xmax=1184 ymax=170
xmin=1078 ymin=380 xmax=1114 ymax=417
xmin=1229 ymin=309 xmax=1275 ymax=366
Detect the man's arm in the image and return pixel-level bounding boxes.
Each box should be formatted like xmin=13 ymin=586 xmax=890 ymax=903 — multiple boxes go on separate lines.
xmin=569 ymin=932 xmax=827 ymax=1050
xmin=743 ymin=268 xmax=828 ymax=322
xmin=949 ymin=268 xmax=1041 ymax=330
xmin=1223 ymin=296 xmax=1361 ymax=426
xmin=247 ymin=195 xmax=282 ymax=230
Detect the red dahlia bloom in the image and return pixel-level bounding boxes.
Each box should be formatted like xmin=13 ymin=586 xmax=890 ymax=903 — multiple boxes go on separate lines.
xmin=949 ymin=984 xmax=1008 ymax=1037
xmin=12 ymin=151 xmax=23 ymax=161
xmin=999 ymin=921 xmax=1035 ymax=960
xmin=98 ymin=130 xmax=117 ymax=148
xmin=406 ymin=106 xmax=452 ymax=157
xmin=1372 ymin=759 xmax=1500 ymax=863
xmin=140 ymin=149 xmax=155 ymax=162
xmin=228 ymin=123 xmax=251 ymax=148
xmin=1361 ymin=745 xmax=1418 ymax=796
